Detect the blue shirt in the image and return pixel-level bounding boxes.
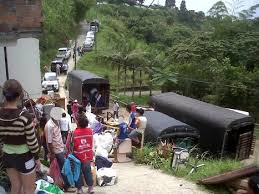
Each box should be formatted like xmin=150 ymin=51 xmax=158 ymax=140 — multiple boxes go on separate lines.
xmin=118 ymin=122 xmax=128 ymax=140
xmin=129 ymin=112 xmax=137 ymax=129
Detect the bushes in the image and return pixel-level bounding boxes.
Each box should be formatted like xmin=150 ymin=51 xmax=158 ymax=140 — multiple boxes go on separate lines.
xmin=133 ymin=146 xmax=170 ymax=169
xmin=133 ymin=146 xmax=243 ymax=182
xmin=133 ymin=146 xmax=243 ymax=193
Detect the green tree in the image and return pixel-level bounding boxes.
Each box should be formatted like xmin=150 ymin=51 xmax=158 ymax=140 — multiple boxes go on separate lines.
xmin=72 ymin=0 xmax=95 ymax=23
xmin=165 ymin=0 xmax=176 ymax=8
xmin=239 ymin=4 xmax=259 ymax=20
xmin=208 ymin=1 xmax=229 ymax=18
xmin=99 ymin=36 xmax=147 ymax=94
xmin=180 ymin=0 xmax=187 ymax=11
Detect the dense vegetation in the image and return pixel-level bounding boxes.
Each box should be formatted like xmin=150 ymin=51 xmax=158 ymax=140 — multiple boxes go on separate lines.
xmin=78 ymin=1 xmax=259 ymax=119
xmin=40 ymin=0 xmax=94 ymax=68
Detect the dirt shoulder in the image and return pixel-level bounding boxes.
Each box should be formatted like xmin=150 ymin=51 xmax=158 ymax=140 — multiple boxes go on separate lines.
xmin=86 ymin=162 xmax=210 ymax=194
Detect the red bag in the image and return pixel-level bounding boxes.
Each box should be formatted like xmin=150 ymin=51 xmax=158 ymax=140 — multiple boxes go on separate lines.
xmin=48 ymin=158 xmax=64 ymax=188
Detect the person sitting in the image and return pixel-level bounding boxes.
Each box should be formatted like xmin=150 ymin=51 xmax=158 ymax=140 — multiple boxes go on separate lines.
xmin=128 ymin=108 xmax=147 ymax=144
xmin=126 ymin=104 xmax=137 ymax=132
xmin=73 ymin=114 xmax=94 ymax=194
xmin=113 ymin=116 xmax=128 ymax=163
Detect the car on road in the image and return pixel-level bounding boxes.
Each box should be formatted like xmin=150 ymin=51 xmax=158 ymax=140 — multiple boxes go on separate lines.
xmin=50 ymin=57 xmax=68 ymax=74
xmin=56 ymin=47 xmax=71 ymax=59
xmin=84 ymin=37 xmax=94 ymax=47
xmin=42 ymin=72 xmax=59 ymax=92
xmin=86 ymin=31 xmax=95 ymax=41
xmin=82 ymin=43 xmax=93 ymax=52
xmin=90 ymin=20 xmax=100 ymax=32
xmin=90 ymin=25 xmax=98 ymax=32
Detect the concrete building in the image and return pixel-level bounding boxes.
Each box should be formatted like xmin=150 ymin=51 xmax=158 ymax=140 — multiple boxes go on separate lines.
xmin=0 ymin=0 xmax=43 ymax=102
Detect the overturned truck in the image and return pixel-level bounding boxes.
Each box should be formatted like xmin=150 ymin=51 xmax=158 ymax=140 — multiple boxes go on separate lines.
xmin=151 ymin=92 xmax=255 ymax=160
xmin=144 ymin=111 xmax=200 ymax=146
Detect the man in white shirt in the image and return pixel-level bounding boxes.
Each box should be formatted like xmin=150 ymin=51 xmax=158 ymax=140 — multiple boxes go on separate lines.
xmin=128 ymin=108 xmax=147 ymax=144
xmin=60 ymin=112 xmax=71 ymax=143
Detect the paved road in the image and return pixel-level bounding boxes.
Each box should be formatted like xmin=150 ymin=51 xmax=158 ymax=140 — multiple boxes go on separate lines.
xmin=82 ymin=162 xmax=210 ymax=194
xmin=58 ymin=21 xmax=89 ymax=100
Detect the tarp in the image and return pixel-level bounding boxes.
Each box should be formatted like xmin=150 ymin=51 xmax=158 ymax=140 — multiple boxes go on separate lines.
xmin=151 ymin=92 xmax=255 ymax=155
xmin=144 ymin=111 xmax=199 ymax=142
xmin=68 ymin=70 xmax=109 ymax=85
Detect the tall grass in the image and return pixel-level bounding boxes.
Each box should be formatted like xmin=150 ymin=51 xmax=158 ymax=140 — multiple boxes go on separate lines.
xmin=133 ymin=146 xmax=243 ymax=194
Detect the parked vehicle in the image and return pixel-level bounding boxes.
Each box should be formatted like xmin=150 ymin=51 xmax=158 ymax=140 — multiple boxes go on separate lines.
xmin=86 ymin=31 xmax=95 ymax=41
xmin=68 ymin=70 xmax=110 ymax=109
xmin=84 ymin=37 xmax=94 ymax=47
xmin=56 ymin=47 xmax=71 ymax=59
xmin=82 ymin=44 xmax=93 ymax=52
xmin=90 ymin=24 xmax=98 ymax=32
xmin=42 ymin=72 xmax=59 ymax=92
xmin=144 ymin=111 xmax=200 ymax=144
xmin=50 ymin=57 xmax=68 ymax=74
xmin=90 ymin=19 xmax=100 ymax=29
xmin=151 ymin=92 xmax=255 ymax=160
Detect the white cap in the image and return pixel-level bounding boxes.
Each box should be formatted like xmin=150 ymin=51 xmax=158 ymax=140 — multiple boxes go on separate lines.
xmin=74 ymin=99 xmax=78 ymax=103
xmin=50 ymin=107 xmax=65 ymax=120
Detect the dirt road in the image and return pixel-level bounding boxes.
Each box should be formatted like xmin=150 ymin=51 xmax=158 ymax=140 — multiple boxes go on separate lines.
xmin=83 ymin=162 xmax=210 ymax=194
xmin=58 ymin=21 xmax=89 ymax=100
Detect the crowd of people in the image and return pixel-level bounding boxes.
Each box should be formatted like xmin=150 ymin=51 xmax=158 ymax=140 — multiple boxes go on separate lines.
xmin=1 ymin=79 xmax=258 ymax=194
xmin=0 ymin=79 xmax=148 ymax=194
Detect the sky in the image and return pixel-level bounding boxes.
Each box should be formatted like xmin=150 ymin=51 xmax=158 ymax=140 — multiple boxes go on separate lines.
xmin=144 ymin=0 xmax=259 ymax=15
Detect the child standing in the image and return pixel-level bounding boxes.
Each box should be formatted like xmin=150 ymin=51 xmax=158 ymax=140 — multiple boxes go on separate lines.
xmin=73 ymin=114 xmax=94 ymax=194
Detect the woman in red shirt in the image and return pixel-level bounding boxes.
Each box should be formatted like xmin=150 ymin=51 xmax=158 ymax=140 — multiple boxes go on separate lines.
xmin=74 ymin=114 xmax=94 ymax=194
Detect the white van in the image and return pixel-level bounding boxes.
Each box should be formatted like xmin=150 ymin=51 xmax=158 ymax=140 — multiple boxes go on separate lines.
xmin=86 ymin=31 xmax=95 ymax=40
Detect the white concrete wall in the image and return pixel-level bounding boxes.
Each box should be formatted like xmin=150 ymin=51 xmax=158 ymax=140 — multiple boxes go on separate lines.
xmin=0 ymin=38 xmax=42 ymax=99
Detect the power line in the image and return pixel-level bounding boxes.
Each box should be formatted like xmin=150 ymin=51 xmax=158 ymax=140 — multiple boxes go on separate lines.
xmin=172 ymin=74 xmax=259 ymax=93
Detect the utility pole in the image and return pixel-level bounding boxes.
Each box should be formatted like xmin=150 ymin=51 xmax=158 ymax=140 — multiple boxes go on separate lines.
xmin=95 ymin=0 xmax=98 ymax=66
xmin=74 ymin=39 xmax=77 ymax=69
xmin=4 ymin=47 xmax=9 ymax=80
